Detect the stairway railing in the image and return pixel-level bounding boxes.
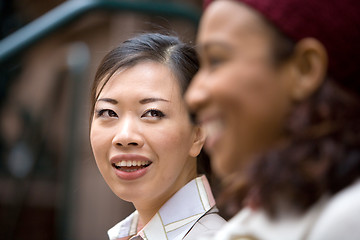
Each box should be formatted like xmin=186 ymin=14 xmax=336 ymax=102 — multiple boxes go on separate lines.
xmin=0 ymin=0 xmax=201 ymax=64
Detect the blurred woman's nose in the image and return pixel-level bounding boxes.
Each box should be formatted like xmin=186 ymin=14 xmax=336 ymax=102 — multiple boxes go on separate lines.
xmin=185 ymin=71 xmax=209 ymax=112
xmin=112 ymin=116 xmax=144 ymax=148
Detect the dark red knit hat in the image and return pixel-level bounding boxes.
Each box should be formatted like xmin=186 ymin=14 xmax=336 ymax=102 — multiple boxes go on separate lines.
xmin=203 ymin=0 xmax=360 ymax=92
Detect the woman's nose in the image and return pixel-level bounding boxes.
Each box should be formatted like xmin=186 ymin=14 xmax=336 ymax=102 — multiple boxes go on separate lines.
xmin=185 ymin=71 xmax=209 ymax=112
xmin=112 ymin=117 xmax=144 ymax=148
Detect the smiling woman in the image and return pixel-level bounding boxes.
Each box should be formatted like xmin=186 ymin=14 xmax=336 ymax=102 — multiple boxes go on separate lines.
xmin=89 ymin=33 xmax=225 ymax=240
xmin=185 ymin=0 xmax=360 ymax=239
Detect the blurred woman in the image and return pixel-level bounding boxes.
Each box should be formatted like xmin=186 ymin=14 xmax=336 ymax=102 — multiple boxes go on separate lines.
xmin=185 ymin=0 xmax=360 ymax=239
xmin=90 ymin=33 xmax=225 ymax=240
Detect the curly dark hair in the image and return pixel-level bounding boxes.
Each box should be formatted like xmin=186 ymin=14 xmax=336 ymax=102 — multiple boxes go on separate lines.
xmin=219 ymin=22 xmax=360 ymax=218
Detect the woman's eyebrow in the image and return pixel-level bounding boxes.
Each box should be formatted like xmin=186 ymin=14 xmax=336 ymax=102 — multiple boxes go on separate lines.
xmin=197 ymin=41 xmax=232 ymax=53
xmin=97 ymin=98 xmax=118 ymax=104
xmin=139 ymin=97 xmax=170 ymax=104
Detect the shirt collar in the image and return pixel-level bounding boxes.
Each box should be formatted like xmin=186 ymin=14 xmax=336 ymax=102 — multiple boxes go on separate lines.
xmin=108 ymin=175 xmax=216 ymax=240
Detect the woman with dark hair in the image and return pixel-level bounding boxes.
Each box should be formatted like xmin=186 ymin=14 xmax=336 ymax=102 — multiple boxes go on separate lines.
xmin=185 ymin=0 xmax=360 ymax=239
xmin=90 ymin=33 xmax=225 ymax=240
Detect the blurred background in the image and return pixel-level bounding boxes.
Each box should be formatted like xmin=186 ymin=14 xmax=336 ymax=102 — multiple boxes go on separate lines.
xmin=0 ymin=0 xmax=201 ymax=239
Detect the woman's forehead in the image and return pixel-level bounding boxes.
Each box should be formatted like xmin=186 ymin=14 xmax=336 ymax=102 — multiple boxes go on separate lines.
xmin=96 ymin=62 xmax=181 ymax=100
xmin=198 ymin=1 xmax=270 ymax=47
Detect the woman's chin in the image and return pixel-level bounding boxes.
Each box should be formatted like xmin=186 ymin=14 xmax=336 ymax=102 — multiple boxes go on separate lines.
xmin=210 ymin=150 xmax=234 ymax=178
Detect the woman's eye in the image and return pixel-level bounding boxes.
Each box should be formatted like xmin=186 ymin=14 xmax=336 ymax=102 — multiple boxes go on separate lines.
xmin=208 ymin=56 xmax=223 ymax=68
xmin=142 ymin=109 xmax=165 ymax=119
xmin=96 ymin=109 xmax=118 ymax=118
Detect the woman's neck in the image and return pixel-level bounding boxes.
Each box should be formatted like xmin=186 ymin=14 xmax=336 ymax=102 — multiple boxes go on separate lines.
xmin=134 ymin=172 xmax=198 ymax=230
xmin=135 ymin=201 xmax=164 ymax=230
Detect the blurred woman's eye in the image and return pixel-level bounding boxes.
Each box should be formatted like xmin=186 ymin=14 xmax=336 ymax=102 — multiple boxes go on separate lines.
xmin=199 ymin=45 xmax=229 ymax=70
xmin=95 ymin=109 xmax=118 ymax=118
xmin=141 ymin=109 xmax=165 ymax=119
xmin=199 ymin=53 xmax=225 ymax=71
xmin=208 ymin=56 xmax=223 ymax=68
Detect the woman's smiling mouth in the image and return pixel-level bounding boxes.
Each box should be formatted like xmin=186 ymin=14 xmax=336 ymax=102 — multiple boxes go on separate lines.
xmin=111 ymin=154 xmax=153 ymax=180
xmin=112 ymin=160 xmax=152 ymax=172
xmin=197 ymin=112 xmax=225 ymax=153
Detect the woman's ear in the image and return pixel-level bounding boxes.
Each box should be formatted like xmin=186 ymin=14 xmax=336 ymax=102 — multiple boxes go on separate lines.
xmin=288 ymin=38 xmax=328 ymax=101
xmin=189 ymin=125 xmax=207 ymax=157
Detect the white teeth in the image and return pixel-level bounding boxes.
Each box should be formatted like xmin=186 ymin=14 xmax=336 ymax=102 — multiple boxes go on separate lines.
xmin=122 ymin=169 xmax=137 ymax=172
xmin=114 ymin=160 xmax=151 ymax=167
xmin=204 ymin=120 xmax=223 ymax=138
xmin=120 ymin=161 xmax=127 ymax=167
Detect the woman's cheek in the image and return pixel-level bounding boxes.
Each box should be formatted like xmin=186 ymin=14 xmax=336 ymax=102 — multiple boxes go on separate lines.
xmin=90 ymin=127 xmax=111 ymax=160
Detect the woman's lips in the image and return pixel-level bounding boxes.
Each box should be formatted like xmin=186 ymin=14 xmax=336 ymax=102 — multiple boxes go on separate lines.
xmin=204 ymin=120 xmax=224 ymax=152
xmin=198 ymin=115 xmax=224 ymax=153
xmin=110 ymin=154 xmax=152 ymax=180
